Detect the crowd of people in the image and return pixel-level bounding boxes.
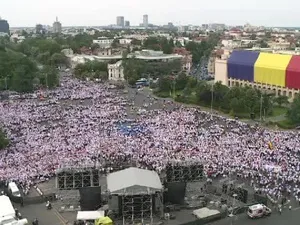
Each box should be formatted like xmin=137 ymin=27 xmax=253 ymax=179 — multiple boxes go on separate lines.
xmin=0 ymin=74 xmax=300 ymax=202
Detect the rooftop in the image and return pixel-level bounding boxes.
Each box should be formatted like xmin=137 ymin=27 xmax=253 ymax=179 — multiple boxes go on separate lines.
xmin=107 ymin=167 xmax=163 ymax=195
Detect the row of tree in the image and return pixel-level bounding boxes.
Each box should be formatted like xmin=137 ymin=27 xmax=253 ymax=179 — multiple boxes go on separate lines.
xmin=0 ymin=37 xmax=63 ymax=92
xmin=185 ymin=33 xmax=221 ymax=63
xmin=74 ymin=61 xmax=108 ymax=80
xmin=142 ymin=37 xmax=177 ymax=54
xmin=0 ymin=129 xmax=9 ymax=150
xmin=155 ymin=75 xmax=300 ymax=125
xmin=122 ymin=58 xmax=182 ymax=85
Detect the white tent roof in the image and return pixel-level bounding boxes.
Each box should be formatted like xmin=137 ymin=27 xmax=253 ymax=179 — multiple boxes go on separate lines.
xmin=0 ymin=195 xmax=15 ymax=218
xmin=107 ymin=167 xmax=163 ymax=195
xmin=193 ymin=207 xmax=220 ymax=219
xmin=76 ymin=211 xmax=104 ymax=221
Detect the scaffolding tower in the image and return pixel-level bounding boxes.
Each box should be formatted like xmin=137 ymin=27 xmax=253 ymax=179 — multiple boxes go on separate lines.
xmin=165 ymin=159 xmax=204 ymax=183
xmin=55 ymin=164 xmax=102 ymax=209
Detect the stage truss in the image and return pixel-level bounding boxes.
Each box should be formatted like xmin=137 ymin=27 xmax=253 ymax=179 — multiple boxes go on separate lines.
xmin=110 ymin=190 xmax=163 ymax=225
xmin=122 ymin=194 xmax=152 ymax=225
xmin=165 ymin=160 xmax=204 ymax=183
xmin=55 ymin=164 xmax=102 ymax=209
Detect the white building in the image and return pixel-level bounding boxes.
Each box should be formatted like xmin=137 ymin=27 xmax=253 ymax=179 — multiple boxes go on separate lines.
xmin=123 ymin=34 xmax=148 ymax=41
xmin=93 ymin=39 xmax=114 ymax=45
xmin=108 ymin=61 xmax=125 ymax=81
xmin=119 ymin=39 xmax=132 ymax=45
xmin=61 ymin=48 xmax=74 ymax=56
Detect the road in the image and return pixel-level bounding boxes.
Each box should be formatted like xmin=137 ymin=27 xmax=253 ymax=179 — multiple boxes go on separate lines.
xmin=16 ymin=202 xmax=73 ymax=225
xmin=210 ymin=207 xmax=300 ymax=225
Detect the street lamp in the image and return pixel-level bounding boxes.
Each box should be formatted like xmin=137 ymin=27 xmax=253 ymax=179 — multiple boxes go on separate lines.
xmin=229 ymin=193 xmax=238 ymax=225
xmin=229 ymin=193 xmax=237 ymax=217
xmin=210 ymin=83 xmax=214 ymax=118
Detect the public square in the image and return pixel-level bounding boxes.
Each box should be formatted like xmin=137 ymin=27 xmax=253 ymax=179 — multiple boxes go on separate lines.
xmin=1 ymin=72 xmax=300 ymax=225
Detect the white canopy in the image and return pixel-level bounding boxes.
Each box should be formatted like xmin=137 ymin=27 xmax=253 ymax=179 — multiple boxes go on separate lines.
xmin=107 ymin=167 xmax=163 ymax=195
xmin=193 ymin=207 xmax=220 ymax=219
xmin=0 ymin=195 xmax=15 ymax=218
xmin=76 ymin=211 xmax=105 ymax=221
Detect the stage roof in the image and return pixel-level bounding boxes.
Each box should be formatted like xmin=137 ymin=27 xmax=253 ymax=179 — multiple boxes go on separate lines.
xmin=107 ymin=167 xmax=163 ymax=195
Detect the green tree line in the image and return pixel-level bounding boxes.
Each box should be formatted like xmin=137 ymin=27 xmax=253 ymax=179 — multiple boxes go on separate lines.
xmin=154 ymin=74 xmax=300 ymax=127
xmin=122 ymin=58 xmax=182 ymax=85
xmin=74 ymin=61 xmax=108 ymax=80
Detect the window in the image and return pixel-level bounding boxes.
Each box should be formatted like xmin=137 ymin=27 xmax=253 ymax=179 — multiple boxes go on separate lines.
xmin=258 ymin=209 xmax=263 ymax=214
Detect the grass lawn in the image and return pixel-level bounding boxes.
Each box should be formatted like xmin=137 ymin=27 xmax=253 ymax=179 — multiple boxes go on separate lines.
xmin=276 ymin=119 xmax=295 ymax=129
xmin=272 ymin=106 xmax=288 ymax=117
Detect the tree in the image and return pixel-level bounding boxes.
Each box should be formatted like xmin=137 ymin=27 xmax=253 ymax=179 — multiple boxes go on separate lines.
xmin=50 ymin=53 xmax=68 ymax=67
xmin=111 ymin=39 xmax=119 ymax=48
xmin=11 ymin=66 xmax=35 ymax=92
xmin=274 ymin=95 xmax=289 ymax=107
xmin=250 ymin=34 xmax=257 ymax=40
xmin=0 ymin=129 xmax=9 ymax=150
xmin=91 ymin=43 xmax=100 ymax=51
xmin=157 ymin=76 xmax=172 ymax=93
xmin=131 ymin=38 xmax=142 ymax=46
xmin=230 ymin=97 xmax=242 ymax=114
xmin=39 ymin=66 xmax=59 ymax=88
xmin=122 ymin=58 xmax=145 ymax=85
xmin=196 ymin=81 xmax=211 ymax=105
xmin=143 ymin=37 xmax=174 ymax=53
xmin=259 ymin=40 xmax=269 ymax=48
xmin=175 ymin=73 xmax=188 ymax=91
xmin=184 ymin=33 xmax=221 ymax=63
xmin=287 ymin=94 xmax=300 ymax=125
xmin=74 ymin=61 xmax=108 ymax=80
xmin=244 ymin=88 xmax=260 ymax=115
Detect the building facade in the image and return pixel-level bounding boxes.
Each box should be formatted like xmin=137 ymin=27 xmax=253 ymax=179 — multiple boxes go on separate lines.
xmin=207 ymin=57 xmax=215 ymax=74
xmin=95 ymin=47 xmax=112 ymax=56
xmin=36 ymin=24 xmax=45 ymax=34
xmin=0 ymin=18 xmax=9 ymax=34
xmin=143 ymin=15 xmax=148 ymax=28
xmin=53 ymin=17 xmax=62 ymax=33
xmin=173 ymin=48 xmax=192 ymax=73
xmin=108 ymin=61 xmax=125 ymax=81
xmin=214 ymin=50 xmax=300 ymax=100
xmin=116 ymin=16 xmax=125 ymax=27
xmin=125 ymin=21 xmax=130 ymax=27
xmin=93 ymin=39 xmax=114 ymax=45
xmin=119 ymin=39 xmax=132 ymax=45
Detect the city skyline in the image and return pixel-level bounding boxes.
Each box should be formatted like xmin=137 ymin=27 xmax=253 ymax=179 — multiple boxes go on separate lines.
xmin=2 ymin=0 xmax=300 ymax=27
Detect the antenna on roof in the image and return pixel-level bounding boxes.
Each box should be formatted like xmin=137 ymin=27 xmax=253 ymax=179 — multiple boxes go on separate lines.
xmin=56 ymin=17 xmax=58 ymax=22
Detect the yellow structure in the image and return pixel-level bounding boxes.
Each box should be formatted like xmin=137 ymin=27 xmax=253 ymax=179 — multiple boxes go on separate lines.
xmin=95 ymin=217 xmax=113 ymax=225
xmin=254 ymin=53 xmax=292 ymax=87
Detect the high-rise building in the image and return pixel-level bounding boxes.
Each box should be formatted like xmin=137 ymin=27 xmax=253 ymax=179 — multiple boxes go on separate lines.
xmin=143 ymin=14 xmax=148 ymax=28
xmin=0 ymin=17 xmax=9 ymax=34
xmin=116 ymin=16 xmax=125 ymax=27
xmin=36 ymin=24 xmax=45 ymax=34
xmin=53 ymin=17 xmax=62 ymax=33
xmin=125 ymin=21 xmax=130 ymax=27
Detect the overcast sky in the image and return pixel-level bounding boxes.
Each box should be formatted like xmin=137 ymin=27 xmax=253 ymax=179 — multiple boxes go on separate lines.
xmin=1 ymin=0 xmax=300 ymax=27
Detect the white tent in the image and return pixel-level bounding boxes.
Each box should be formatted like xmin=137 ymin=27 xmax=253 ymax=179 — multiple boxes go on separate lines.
xmin=76 ymin=211 xmax=105 ymax=221
xmin=0 ymin=195 xmax=15 ymax=218
xmin=193 ymin=207 xmax=220 ymax=219
xmin=107 ymin=167 xmax=163 ymax=195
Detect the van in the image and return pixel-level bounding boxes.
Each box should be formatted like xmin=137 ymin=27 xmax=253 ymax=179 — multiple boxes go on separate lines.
xmin=8 ymin=182 xmax=21 ymax=197
xmin=247 ymin=204 xmax=271 ymax=219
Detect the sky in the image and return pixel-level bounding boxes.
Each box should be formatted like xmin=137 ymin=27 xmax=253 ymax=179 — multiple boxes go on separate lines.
xmin=1 ymin=0 xmax=300 ymax=27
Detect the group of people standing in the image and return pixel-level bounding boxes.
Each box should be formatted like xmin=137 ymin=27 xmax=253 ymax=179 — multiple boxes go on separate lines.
xmin=0 ymin=74 xmax=299 ymax=204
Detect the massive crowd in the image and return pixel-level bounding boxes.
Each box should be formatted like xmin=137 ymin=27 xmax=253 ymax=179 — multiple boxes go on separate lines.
xmin=0 ymin=75 xmax=300 ymax=202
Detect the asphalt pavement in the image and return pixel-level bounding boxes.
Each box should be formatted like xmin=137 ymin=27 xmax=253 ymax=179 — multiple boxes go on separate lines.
xmin=210 ymin=207 xmax=300 ymax=225
xmin=16 ymin=202 xmax=72 ymax=225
